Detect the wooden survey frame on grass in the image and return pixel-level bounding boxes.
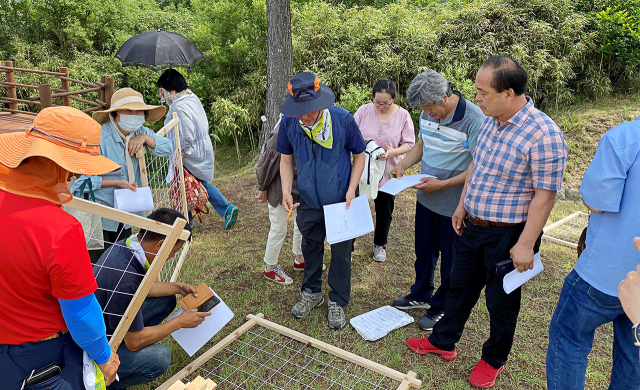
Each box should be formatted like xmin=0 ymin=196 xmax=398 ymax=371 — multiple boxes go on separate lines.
xmin=65 ymin=197 xmax=189 ymax=351
xmin=156 ymin=314 xmax=422 ymax=390
xmin=542 ymin=211 xmax=589 ymax=249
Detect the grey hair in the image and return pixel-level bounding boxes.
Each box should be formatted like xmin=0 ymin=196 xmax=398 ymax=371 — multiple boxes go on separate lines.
xmin=406 ymin=70 xmax=453 ymax=108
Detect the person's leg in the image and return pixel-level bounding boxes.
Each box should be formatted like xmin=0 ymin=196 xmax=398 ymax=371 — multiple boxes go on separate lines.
xmin=296 ymin=204 xmax=325 ymax=294
xmin=140 ymin=296 xmax=177 ymax=327
xmin=108 ymin=343 xmax=171 ymax=390
xmin=610 ymin=312 xmax=640 ymax=389
xmin=327 ymin=238 xmax=353 ymax=307
xmin=481 ymin=225 xmax=539 ymax=369
xmin=409 ymin=202 xmax=440 ymax=302
xmin=264 ymin=204 xmax=289 ymax=268
xmin=292 ymin=209 xmax=303 ymax=261
xmin=429 ymin=223 xmax=486 ymax=351
xmin=429 ymin=212 xmax=460 ymax=312
xmin=199 ymin=179 xmax=231 ymax=218
xmin=546 ymin=269 xmax=617 ymax=390
xmin=373 ymin=192 xmax=395 ymax=247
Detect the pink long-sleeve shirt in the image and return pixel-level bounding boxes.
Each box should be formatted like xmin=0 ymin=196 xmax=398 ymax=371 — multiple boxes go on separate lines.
xmin=353 ymin=102 xmax=416 ymax=187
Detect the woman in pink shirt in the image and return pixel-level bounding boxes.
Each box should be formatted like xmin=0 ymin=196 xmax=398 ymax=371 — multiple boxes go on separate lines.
xmin=354 ymin=79 xmax=415 ymax=262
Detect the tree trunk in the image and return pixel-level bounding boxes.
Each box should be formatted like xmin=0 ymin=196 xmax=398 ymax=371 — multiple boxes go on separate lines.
xmin=259 ymin=0 xmax=293 ymax=151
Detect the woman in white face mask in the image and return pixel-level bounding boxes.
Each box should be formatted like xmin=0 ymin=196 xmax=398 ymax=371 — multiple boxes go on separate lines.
xmin=71 ymin=88 xmax=174 ymax=263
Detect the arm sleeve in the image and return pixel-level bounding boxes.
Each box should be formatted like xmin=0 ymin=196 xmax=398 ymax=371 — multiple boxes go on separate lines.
xmin=529 ymin=130 xmax=568 ymax=191
xmin=174 ymin=109 xmax=196 ymax=152
xmin=400 ymin=112 xmax=416 ymax=149
xmin=580 ymin=132 xmax=633 ymax=212
xmin=345 ymin=115 xmax=366 ymax=154
xmin=467 ymin=118 xmax=483 ymax=153
xmin=142 ymin=127 xmax=174 ymax=158
xmin=275 ymin=119 xmax=294 ymax=155
xmin=70 ymin=175 xmax=103 ymax=193
xmin=59 ymin=294 xmax=111 ymax=364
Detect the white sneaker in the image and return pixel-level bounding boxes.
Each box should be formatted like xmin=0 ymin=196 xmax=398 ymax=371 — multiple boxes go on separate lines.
xmin=373 ymin=245 xmax=386 ymax=262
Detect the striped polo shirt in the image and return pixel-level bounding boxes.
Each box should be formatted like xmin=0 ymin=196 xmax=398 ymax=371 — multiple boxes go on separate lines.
xmin=418 ymin=92 xmax=485 ymax=217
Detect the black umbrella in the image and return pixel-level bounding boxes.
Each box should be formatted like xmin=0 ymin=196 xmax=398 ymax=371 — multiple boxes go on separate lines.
xmin=115 ymin=29 xmax=204 ymax=70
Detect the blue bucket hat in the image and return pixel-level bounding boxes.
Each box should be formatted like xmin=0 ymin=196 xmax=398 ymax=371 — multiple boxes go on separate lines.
xmin=280 ymin=72 xmax=335 ymax=117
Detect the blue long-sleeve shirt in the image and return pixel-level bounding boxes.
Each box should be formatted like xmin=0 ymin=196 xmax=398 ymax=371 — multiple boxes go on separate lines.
xmin=71 ymin=121 xmax=173 ymax=231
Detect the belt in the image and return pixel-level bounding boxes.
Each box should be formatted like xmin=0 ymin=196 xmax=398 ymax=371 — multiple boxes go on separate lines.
xmin=467 ymin=215 xmax=522 ymax=227
xmin=33 ymin=330 xmax=69 ymax=343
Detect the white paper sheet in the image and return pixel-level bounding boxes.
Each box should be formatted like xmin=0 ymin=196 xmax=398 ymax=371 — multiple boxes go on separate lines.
xmin=113 ymin=187 xmax=154 ymax=213
xmin=168 ymin=289 xmax=234 ymax=356
xmin=503 ymin=252 xmax=544 ymax=294
xmin=323 ymin=194 xmax=374 ymax=245
xmin=378 ymin=174 xmax=435 ymax=196
xmin=349 ymin=306 xmax=414 ymax=341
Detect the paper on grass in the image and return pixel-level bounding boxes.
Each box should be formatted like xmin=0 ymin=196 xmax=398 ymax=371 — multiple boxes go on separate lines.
xmin=323 ymin=194 xmax=374 ymax=245
xmin=503 ymin=252 xmax=544 ymax=294
xmin=350 ymin=306 xmax=414 ymax=341
xmin=113 ymin=187 xmax=154 ymax=213
xmin=169 ymin=289 xmax=234 ymax=356
xmin=378 ymin=174 xmax=435 ymax=196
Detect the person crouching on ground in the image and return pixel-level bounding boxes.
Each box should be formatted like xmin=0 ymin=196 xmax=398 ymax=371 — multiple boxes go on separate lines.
xmin=94 ymin=208 xmax=210 ymax=389
xmin=277 ymin=72 xmax=366 ymax=329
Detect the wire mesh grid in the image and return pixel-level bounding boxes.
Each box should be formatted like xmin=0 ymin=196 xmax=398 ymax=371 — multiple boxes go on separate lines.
xmin=182 ymin=327 xmax=400 ymax=390
xmin=543 ymin=212 xmax=589 ymax=246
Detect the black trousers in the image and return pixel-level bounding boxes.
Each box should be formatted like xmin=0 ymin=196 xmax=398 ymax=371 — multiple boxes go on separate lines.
xmin=429 ymin=219 xmax=542 ymax=369
xmin=296 ymin=201 xmax=353 ymax=307
xmin=88 ymin=223 xmax=133 ymax=264
xmin=373 ymin=191 xmax=395 ymax=247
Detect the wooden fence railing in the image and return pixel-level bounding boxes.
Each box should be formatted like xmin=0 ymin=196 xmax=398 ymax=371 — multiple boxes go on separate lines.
xmin=0 ymin=60 xmax=115 ymax=116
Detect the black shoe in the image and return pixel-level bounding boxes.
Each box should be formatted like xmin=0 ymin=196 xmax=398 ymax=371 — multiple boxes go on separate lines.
xmin=418 ymin=308 xmax=444 ymax=331
xmin=392 ymin=295 xmax=431 ymax=310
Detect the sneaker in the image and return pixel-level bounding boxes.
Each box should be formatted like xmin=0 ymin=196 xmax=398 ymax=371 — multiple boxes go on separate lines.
xmin=372 ymin=245 xmax=386 ymax=262
xmin=293 ymin=259 xmax=325 ymax=271
xmin=264 ymin=265 xmax=293 ymax=285
xmin=418 ymin=307 xmax=444 ymax=331
xmin=392 ymin=295 xmax=431 ymax=310
xmin=406 ymin=337 xmax=457 ymax=361
xmin=291 ymin=288 xmax=324 ymax=318
xmin=469 ymin=359 xmax=504 ymax=388
xmin=224 ymin=205 xmax=239 ymax=230
xmin=327 ymin=300 xmax=346 ymax=330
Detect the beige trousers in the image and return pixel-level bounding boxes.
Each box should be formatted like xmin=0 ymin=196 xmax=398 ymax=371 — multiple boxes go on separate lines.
xmin=264 ymin=203 xmax=302 ymax=266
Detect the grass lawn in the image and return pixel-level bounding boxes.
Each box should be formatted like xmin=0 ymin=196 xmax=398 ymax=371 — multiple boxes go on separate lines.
xmin=136 ymin=97 xmax=639 ymax=389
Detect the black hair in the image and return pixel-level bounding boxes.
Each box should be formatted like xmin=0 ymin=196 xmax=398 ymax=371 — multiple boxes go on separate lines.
xmin=156 ymin=69 xmax=189 ymax=92
xmin=482 ymin=55 xmax=528 ymax=96
xmin=372 ymin=78 xmax=397 ymax=100
xmin=138 ymin=208 xmax=192 ymax=243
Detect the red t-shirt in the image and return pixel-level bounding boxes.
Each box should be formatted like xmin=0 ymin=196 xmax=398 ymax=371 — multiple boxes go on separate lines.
xmin=0 ymin=190 xmax=97 ymax=344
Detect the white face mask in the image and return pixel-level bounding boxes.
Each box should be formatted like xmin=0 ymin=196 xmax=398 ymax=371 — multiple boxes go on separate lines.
xmin=118 ymin=114 xmax=145 ymax=132
xmin=160 ymin=89 xmax=175 ymax=106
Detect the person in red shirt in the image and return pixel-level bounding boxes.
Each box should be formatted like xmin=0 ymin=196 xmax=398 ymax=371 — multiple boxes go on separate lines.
xmin=0 ymin=106 xmax=121 ymax=389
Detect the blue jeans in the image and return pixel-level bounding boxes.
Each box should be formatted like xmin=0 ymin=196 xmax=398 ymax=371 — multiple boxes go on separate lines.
xmin=107 ymin=296 xmax=177 ymax=390
xmin=199 ymin=179 xmax=232 ymax=218
xmin=547 ymin=270 xmax=640 ymax=390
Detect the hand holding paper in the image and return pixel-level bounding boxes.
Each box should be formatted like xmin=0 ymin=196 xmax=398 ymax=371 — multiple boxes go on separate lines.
xmin=503 ymin=252 xmax=544 ymax=294
xmin=379 ymin=174 xmax=435 ymax=196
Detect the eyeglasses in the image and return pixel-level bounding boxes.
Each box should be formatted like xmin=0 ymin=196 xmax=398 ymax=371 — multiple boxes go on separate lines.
xmin=373 ymin=100 xmax=393 ymax=107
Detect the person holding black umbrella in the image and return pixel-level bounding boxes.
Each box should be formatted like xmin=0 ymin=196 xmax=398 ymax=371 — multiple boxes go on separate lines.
xmin=157 ymin=69 xmax=239 ymax=230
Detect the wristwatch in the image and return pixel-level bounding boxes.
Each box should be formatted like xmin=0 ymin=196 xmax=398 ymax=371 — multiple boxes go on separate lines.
xmin=633 ymin=323 xmax=640 ymax=347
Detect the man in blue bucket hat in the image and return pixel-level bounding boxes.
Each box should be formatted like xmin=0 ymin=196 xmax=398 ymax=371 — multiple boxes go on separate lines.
xmin=276 ymin=72 xmax=366 ymax=329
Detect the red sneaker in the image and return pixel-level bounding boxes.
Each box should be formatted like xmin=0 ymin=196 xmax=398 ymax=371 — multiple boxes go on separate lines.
xmin=469 ymin=359 xmax=504 ymax=388
xmin=293 ymin=259 xmax=325 ymax=272
xmin=406 ymin=337 xmax=457 ymax=361
xmin=264 ymin=265 xmax=293 ymax=285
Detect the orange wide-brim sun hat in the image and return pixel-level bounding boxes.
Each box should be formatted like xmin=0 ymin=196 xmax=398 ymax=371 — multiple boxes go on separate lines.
xmin=0 ymin=106 xmax=121 ymax=176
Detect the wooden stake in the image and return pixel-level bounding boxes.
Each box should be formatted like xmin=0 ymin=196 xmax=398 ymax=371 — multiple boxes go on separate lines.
xmin=59 ymin=67 xmax=71 ymax=107
xmin=136 ymin=146 xmax=150 ymax=216
xmin=109 ymin=218 xmax=187 ymax=350
xmin=4 ymin=61 xmax=18 ymax=111
xmin=155 ymin=314 xmax=264 ymax=390
xmin=172 ymin=112 xmax=189 ymax=218
xmin=38 ymin=84 xmax=52 ymax=109
xmin=396 ymin=371 xmax=418 ymax=390
xmin=170 ymin=240 xmax=191 ymax=282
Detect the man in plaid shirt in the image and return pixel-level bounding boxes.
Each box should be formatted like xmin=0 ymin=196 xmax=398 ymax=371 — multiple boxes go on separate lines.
xmin=406 ymin=56 xmax=568 ymax=388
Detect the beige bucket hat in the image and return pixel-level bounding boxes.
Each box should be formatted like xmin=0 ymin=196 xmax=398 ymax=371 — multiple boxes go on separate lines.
xmin=92 ymin=87 xmax=166 ymax=124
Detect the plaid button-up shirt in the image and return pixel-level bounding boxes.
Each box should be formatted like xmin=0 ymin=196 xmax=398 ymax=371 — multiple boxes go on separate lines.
xmin=464 ymin=98 xmax=568 ymax=223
